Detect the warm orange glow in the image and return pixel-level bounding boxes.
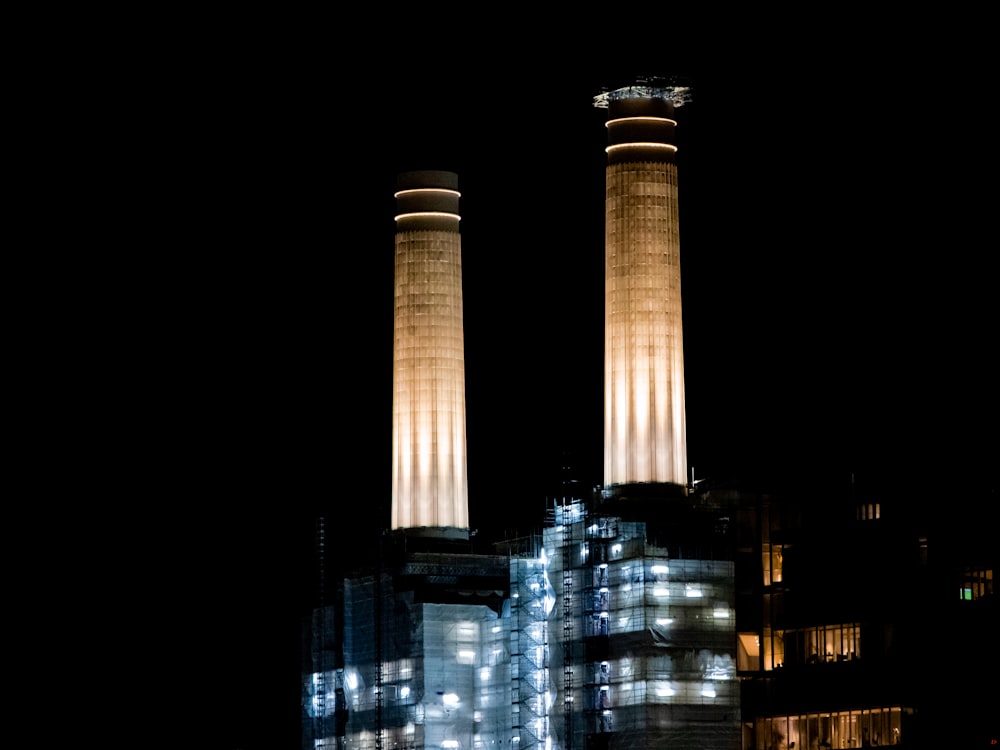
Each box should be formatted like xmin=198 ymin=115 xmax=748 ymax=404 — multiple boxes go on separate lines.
xmin=393 ymin=187 xmax=462 ymax=199
xmin=605 ymin=116 xmax=677 ymax=128
xmin=604 ymin=160 xmax=687 ymax=487
xmin=391 ymin=226 xmax=469 ymax=530
xmin=394 ymin=211 xmax=462 ymax=221
xmin=605 ymin=142 xmax=678 ymax=154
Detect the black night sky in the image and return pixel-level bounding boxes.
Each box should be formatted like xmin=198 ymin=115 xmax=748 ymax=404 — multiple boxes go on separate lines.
xmin=73 ymin=20 xmax=996 ymax=749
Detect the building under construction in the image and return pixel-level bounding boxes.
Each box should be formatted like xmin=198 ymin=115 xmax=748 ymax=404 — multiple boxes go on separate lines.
xmin=302 ymin=80 xmax=996 ymax=750
xmin=304 ymin=490 xmax=740 ymax=750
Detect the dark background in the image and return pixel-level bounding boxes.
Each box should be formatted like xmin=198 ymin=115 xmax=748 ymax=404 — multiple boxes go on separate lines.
xmin=50 ymin=19 xmax=994 ymax=749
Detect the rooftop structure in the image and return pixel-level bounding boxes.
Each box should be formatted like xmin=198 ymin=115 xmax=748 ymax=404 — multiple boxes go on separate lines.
xmin=593 ymin=76 xmax=692 ymax=109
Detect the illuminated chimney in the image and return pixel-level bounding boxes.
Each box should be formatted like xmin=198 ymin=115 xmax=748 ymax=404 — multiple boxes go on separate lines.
xmin=391 ymin=170 xmax=470 ymax=533
xmin=596 ymin=81 xmax=692 ymax=489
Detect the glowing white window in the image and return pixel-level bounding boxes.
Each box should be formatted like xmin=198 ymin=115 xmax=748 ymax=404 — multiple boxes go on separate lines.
xmin=457 ymin=650 xmax=476 ymax=664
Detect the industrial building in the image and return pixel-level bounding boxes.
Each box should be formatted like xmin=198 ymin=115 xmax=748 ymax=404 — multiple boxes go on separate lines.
xmin=302 ymin=79 xmax=995 ymax=750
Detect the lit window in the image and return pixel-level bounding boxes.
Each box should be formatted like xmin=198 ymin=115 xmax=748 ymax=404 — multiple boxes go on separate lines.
xmin=960 ymin=567 xmax=993 ymax=601
xmin=762 ymin=543 xmax=783 ymax=585
xmin=457 ymin=650 xmax=476 ymax=664
xmin=857 ymin=501 xmax=880 ymax=520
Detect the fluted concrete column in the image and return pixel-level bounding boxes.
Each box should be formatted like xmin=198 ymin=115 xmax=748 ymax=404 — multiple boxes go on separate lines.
xmin=391 ymin=170 xmax=470 ymax=532
xmin=601 ymin=93 xmax=688 ymax=488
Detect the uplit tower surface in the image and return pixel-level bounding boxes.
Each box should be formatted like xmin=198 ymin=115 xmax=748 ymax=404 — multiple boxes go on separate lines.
xmin=596 ymin=83 xmax=691 ymax=489
xmin=391 ymin=170 xmax=470 ymax=533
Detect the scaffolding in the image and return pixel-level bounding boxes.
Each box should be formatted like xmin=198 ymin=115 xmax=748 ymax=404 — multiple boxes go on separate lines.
xmin=305 ymin=545 xmax=512 ymax=750
xmin=304 ymin=502 xmax=739 ymax=750
xmin=510 ymin=548 xmax=550 ymax=749
xmin=545 ymin=499 xmax=740 ymax=750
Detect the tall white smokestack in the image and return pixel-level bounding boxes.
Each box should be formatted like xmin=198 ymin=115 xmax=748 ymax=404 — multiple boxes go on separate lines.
xmin=597 ymin=84 xmax=690 ymax=489
xmin=390 ymin=170 xmax=470 ymax=533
